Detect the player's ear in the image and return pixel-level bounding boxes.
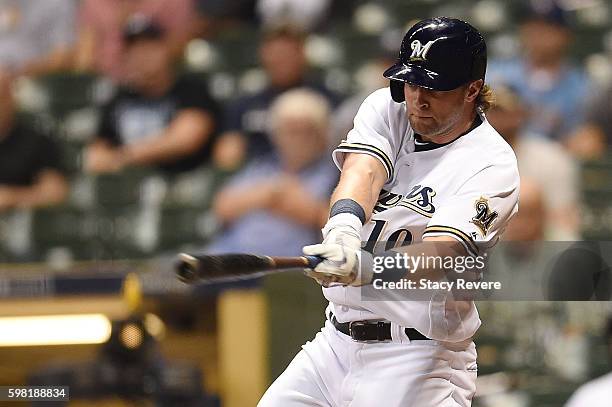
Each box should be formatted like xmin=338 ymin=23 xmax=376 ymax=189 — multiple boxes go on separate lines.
xmin=465 ymin=80 xmax=483 ymax=103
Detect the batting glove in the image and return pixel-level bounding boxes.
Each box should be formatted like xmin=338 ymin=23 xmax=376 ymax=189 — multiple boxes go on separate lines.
xmin=303 ymin=214 xmax=373 ymax=286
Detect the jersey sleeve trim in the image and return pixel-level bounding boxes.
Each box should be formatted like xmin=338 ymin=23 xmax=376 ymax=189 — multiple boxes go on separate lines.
xmin=422 ymin=225 xmax=479 ymax=257
xmin=335 ymin=141 xmax=394 ymax=181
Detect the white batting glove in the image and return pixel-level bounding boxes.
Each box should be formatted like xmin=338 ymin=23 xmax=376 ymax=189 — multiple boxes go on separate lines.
xmin=303 ymin=214 xmax=372 ymax=287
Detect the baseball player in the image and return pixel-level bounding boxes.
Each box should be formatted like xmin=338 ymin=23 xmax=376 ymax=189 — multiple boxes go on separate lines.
xmin=259 ymin=17 xmax=520 ymax=407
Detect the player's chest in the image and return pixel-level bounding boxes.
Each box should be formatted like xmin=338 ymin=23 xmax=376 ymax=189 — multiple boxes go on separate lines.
xmin=361 ymin=187 xmax=438 ymax=251
xmin=384 ymin=153 xmax=461 ymax=217
xmin=360 ymin=159 xmax=462 ymax=250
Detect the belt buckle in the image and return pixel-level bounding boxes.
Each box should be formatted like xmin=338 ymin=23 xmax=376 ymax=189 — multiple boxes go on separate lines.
xmin=348 ymin=321 xmax=367 ymax=341
xmin=348 ymin=320 xmax=386 ymax=342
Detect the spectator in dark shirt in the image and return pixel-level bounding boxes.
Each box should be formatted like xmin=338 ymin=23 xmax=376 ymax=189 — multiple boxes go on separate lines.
xmin=215 ymin=25 xmax=338 ymax=169
xmin=84 ymin=16 xmax=220 ymax=175
xmin=0 ymin=71 xmax=68 ymax=210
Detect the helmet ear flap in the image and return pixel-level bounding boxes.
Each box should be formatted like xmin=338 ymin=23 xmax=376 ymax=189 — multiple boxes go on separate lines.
xmin=390 ymin=80 xmax=405 ymax=103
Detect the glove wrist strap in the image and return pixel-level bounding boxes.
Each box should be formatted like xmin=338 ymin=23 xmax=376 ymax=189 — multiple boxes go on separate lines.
xmin=329 ymin=199 xmax=366 ymax=225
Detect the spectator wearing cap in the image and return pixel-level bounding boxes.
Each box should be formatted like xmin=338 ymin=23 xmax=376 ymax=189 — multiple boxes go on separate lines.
xmin=0 ymin=71 xmax=68 ymax=210
xmin=214 ymin=25 xmax=339 ymax=170
xmin=488 ymin=0 xmax=590 ymax=142
xmin=84 ymin=17 xmax=220 ymax=175
xmin=487 ymin=85 xmax=580 ymax=239
xmin=208 ymin=88 xmax=338 ymax=256
xmin=76 ymin=0 xmax=195 ymax=80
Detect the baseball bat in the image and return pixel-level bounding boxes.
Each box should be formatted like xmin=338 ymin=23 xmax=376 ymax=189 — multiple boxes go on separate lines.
xmin=175 ymin=253 xmax=324 ymax=284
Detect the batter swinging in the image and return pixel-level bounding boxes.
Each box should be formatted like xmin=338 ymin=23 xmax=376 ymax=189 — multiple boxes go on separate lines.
xmin=259 ymin=17 xmax=520 ymax=407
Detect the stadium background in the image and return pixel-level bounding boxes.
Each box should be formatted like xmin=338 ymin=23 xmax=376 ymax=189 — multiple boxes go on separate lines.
xmin=0 ymin=0 xmax=611 ymax=406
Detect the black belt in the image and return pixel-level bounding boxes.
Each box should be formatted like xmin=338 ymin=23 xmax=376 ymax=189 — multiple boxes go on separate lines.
xmin=330 ymin=313 xmax=429 ymax=342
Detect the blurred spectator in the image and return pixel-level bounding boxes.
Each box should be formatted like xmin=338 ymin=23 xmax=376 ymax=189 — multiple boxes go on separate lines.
xmin=256 ymin=0 xmax=331 ymax=31
xmin=76 ymin=0 xmax=195 ymax=80
xmin=331 ymin=35 xmax=397 ymax=148
xmin=487 ymin=85 xmax=579 ymax=239
xmin=0 ymin=0 xmax=76 ymax=76
xmin=503 ymin=177 xmax=546 ymax=242
xmin=208 ymin=89 xmax=337 ymax=256
xmin=214 ymin=25 xmax=338 ymax=169
xmin=565 ymin=315 xmax=612 ymax=406
xmin=484 ymin=178 xmax=549 ymax=299
xmin=194 ymin=0 xmax=257 ymax=38
xmin=567 ymin=85 xmax=612 ymax=160
xmin=0 ymin=72 xmax=68 ymax=210
xmin=84 ymin=17 xmax=220 ymax=175
xmin=488 ymin=0 xmax=589 ymax=141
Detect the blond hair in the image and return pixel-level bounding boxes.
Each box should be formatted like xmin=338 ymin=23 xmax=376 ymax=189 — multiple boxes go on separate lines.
xmin=268 ymin=88 xmax=331 ymax=132
xmin=476 ymin=83 xmax=495 ymax=113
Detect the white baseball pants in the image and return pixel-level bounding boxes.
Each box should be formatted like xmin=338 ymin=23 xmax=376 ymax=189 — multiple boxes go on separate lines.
xmin=258 ymin=320 xmax=477 ymax=407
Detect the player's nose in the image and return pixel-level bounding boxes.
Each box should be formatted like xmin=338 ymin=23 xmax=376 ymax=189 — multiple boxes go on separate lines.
xmin=405 ymin=84 xmax=430 ymax=110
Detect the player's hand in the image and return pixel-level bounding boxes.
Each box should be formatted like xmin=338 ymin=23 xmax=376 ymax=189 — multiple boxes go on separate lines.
xmin=303 ymin=214 xmax=372 ymax=287
xmin=303 ymin=243 xmax=366 ymax=287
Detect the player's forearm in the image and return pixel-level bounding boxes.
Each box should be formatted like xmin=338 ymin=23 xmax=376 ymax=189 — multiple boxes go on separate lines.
xmin=330 ymin=153 xmax=387 ymax=220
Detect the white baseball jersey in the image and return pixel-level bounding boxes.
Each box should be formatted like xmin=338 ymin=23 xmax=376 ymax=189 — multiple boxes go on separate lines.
xmin=565 ymin=372 xmax=612 ymax=407
xmin=323 ymin=88 xmax=520 ymax=342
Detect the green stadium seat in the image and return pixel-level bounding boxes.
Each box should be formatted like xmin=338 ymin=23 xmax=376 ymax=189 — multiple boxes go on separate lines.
xmin=31 ymin=206 xmax=93 ymax=261
xmin=92 ymin=170 xmax=162 ymax=208
xmin=581 ymin=158 xmax=612 ymax=239
xmin=0 ymin=210 xmax=34 ymax=262
xmin=157 ymin=206 xmax=214 ymax=251
xmin=36 ymin=73 xmax=100 ymax=119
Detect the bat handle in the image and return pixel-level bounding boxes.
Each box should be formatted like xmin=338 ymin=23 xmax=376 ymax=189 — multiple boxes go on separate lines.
xmin=304 ymin=255 xmax=325 ymax=269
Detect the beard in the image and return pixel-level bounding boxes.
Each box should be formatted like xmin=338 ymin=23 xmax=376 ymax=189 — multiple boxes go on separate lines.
xmin=408 ymin=109 xmax=463 ymax=139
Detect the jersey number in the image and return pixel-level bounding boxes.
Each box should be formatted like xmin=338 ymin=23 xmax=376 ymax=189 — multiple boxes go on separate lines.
xmin=363 ymin=219 xmax=413 ymax=253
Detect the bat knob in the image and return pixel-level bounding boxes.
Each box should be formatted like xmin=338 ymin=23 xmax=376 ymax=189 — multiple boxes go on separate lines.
xmin=176 ymin=253 xmax=199 ymax=283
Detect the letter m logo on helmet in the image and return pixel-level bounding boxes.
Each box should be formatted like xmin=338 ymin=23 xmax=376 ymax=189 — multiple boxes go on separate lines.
xmin=383 ymin=17 xmax=487 ymax=102
xmin=409 ymin=39 xmax=440 ymax=61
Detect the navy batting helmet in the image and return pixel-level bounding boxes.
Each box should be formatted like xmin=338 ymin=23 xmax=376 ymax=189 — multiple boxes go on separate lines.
xmin=383 ymin=17 xmax=487 ymax=102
